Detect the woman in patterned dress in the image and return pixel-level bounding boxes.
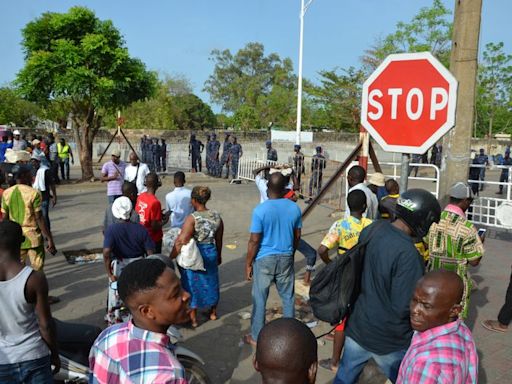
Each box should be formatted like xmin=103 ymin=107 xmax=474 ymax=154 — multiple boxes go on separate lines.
xmin=172 ymin=186 xmax=224 ymax=327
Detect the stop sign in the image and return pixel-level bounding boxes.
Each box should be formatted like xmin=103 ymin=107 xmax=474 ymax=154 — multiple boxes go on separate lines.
xmin=361 ymin=52 xmax=457 ymax=154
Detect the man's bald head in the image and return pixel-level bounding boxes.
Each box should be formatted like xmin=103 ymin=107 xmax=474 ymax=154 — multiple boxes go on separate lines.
xmin=145 ymin=172 xmax=160 ymax=190
xmin=129 ymin=152 xmax=139 ymax=165
xmin=347 ymin=166 xmax=366 ymax=187
xmin=267 ymin=172 xmax=287 ymax=197
xmin=254 ymin=318 xmax=317 ymax=384
xmin=410 ymin=270 xmax=464 ymax=332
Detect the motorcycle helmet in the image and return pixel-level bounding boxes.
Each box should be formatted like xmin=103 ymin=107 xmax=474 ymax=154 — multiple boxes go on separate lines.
xmin=395 ymin=188 xmax=441 ymax=238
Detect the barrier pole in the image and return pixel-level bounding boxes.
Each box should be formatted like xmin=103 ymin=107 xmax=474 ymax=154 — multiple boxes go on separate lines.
xmin=359 ymin=126 xmax=369 ymax=172
xmin=302 ymin=142 xmax=362 ymax=220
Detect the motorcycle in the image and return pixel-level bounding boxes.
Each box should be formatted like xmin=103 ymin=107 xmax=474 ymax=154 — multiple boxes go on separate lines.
xmin=53 ymin=319 xmax=211 ymax=383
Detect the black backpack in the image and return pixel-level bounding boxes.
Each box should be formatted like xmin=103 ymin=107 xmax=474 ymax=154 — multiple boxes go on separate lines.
xmin=309 ymin=221 xmax=381 ymax=324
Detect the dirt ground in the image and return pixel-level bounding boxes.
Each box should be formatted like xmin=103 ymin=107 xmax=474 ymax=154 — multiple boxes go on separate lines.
xmin=45 ymin=166 xmax=512 ymax=384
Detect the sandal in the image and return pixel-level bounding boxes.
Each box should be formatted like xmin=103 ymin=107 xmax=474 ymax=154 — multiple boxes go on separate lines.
xmin=481 ymin=320 xmax=508 ymax=333
xmin=243 ymin=334 xmax=257 ymax=346
xmin=48 ymin=296 xmax=60 ymax=305
xmin=319 ymin=358 xmax=337 ymax=372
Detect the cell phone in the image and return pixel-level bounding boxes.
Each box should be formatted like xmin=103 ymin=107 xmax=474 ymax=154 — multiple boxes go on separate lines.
xmin=477 ymin=228 xmax=487 ymax=237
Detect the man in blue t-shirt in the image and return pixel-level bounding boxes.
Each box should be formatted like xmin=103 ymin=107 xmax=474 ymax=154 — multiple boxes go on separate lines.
xmin=244 ymin=173 xmax=302 ymax=346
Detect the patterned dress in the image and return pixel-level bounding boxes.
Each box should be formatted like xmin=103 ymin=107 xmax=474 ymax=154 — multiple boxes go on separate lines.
xmin=427 ymin=207 xmax=484 ymax=318
xmin=179 ymin=210 xmax=222 ymax=309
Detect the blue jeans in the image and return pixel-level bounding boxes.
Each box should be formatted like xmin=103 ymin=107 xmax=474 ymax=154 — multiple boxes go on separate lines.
xmin=297 ymin=239 xmax=316 ymax=269
xmin=0 ymin=355 xmax=53 ymax=384
xmin=334 ymin=337 xmax=406 ymax=384
xmin=59 ymin=157 xmax=70 ymax=180
xmin=251 ymin=255 xmax=295 ymax=340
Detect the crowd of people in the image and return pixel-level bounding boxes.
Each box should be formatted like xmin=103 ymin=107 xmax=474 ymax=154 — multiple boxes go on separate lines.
xmin=1 ymin=128 xmax=512 ymax=384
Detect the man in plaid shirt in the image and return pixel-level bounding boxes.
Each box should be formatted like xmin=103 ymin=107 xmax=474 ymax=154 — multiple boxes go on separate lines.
xmin=89 ymin=259 xmax=191 ymax=384
xmin=397 ymin=270 xmax=478 ymax=384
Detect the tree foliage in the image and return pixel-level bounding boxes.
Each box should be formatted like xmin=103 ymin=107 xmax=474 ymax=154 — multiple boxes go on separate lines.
xmin=0 ymin=87 xmax=41 ymax=128
xmin=361 ymin=0 xmax=452 ymax=71
xmin=204 ymin=42 xmax=297 ymax=129
xmin=475 ymin=42 xmax=512 ymax=137
xmin=171 ymin=93 xmax=216 ymax=130
xmin=113 ymin=76 xmax=215 ymax=130
xmin=307 ymin=67 xmax=366 ymax=131
xmin=15 ymin=6 xmax=156 ymax=179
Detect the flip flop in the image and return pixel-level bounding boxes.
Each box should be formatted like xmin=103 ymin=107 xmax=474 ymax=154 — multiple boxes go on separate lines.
xmin=481 ymin=320 xmax=507 ymax=333
xmin=319 ymin=358 xmax=337 ymax=372
xmin=243 ymin=334 xmax=257 ymax=346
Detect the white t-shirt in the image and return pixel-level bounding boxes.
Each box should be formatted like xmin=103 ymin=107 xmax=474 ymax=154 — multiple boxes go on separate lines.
xmin=124 ymin=163 xmax=150 ymax=194
xmin=165 ymin=187 xmax=194 ymax=228
xmin=254 ymin=174 xmax=294 ymax=203
xmin=255 ymin=175 xmax=269 ymax=203
xmin=345 ymin=183 xmax=379 ymax=219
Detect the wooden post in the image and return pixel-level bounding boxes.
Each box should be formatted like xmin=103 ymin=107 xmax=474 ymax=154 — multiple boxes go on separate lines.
xmin=439 ymin=0 xmax=483 ymax=204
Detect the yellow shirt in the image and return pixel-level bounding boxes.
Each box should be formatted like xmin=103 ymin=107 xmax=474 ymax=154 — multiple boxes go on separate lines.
xmin=321 ymin=216 xmax=373 ymax=254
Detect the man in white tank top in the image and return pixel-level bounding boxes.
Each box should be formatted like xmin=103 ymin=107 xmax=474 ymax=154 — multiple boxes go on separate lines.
xmin=0 ymin=221 xmax=60 ymax=383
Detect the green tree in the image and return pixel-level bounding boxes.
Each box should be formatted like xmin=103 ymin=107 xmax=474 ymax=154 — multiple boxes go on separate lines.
xmin=171 ymin=94 xmax=217 ymax=130
xmin=307 ymin=67 xmax=365 ymax=131
xmin=116 ymin=76 xmax=214 ymax=130
xmin=475 ymin=42 xmax=512 ymax=137
xmin=0 ymin=87 xmax=41 ymax=128
xmin=204 ymin=42 xmax=297 ymax=128
xmin=15 ymin=6 xmax=156 ymax=180
xmin=361 ymin=0 xmax=452 ymax=71
xmin=232 ymin=105 xmax=260 ymax=130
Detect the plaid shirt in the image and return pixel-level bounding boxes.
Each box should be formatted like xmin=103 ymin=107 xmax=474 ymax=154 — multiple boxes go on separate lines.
xmin=89 ymin=321 xmax=187 ymax=384
xmin=397 ymin=320 xmax=478 ymax=384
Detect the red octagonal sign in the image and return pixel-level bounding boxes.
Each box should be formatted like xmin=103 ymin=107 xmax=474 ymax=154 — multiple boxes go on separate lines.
xmin=361 ymin=52 xmax=458 ymax=154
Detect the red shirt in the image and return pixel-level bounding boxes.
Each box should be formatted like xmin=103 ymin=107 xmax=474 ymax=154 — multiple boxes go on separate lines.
xmin=136 ymin=192 xmax=163 ymax=243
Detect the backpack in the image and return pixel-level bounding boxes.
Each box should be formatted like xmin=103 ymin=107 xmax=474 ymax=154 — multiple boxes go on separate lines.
xmin=309 ymin=221 xmax=382 ymax=324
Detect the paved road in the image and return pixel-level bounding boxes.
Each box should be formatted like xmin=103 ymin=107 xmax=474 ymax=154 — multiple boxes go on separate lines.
xmin=46 ymin=167 xmax=512 ymax=383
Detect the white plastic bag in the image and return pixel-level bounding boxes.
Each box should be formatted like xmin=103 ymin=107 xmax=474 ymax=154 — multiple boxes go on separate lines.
xmin=176 ymin=238 xmax=205 ymax=271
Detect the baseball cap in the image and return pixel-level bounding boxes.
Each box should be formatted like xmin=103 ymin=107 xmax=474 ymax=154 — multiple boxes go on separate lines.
xmin=13 ymin=130 xmax=21 ymax=135
xmin=31 ymin=139 xmax=41 ymax=145
xmin=111 ymin=149 xmax=121 ymax=157
xmin=368 ymin=172 xmax=386 ymax=187
xmin=265 ymin=140 xmax=272 ymax=146
xmin=449 ymin=182 xmax=473 ymax=199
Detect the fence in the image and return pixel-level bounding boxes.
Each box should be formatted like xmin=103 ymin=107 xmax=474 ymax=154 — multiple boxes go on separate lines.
xmin=235 ymin=158 xmax=279 ymax=182
xmin=345 ymin=161 xmax=441 ymax=201
xmin=466 ymin=164 xmax=512 ymax=229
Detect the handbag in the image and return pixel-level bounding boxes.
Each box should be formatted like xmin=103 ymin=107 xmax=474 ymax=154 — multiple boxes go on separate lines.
xmin=176 ymin=237 xmax=205 ymax=271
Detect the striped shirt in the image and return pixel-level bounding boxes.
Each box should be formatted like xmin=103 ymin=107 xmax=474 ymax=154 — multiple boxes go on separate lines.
xmin=397 ymin=320 xmax=478 ymax=384
xmin=89 ymin=321 xmax=187 ymax=384
xmin=101 ymin=160 xmax=126 ymax=197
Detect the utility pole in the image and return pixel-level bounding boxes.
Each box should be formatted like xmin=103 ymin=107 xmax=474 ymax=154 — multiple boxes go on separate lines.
xmin=438 ymin=0 xmax=483 ymax=204
xmin=295 ymin=0 xmax=315 ymax=145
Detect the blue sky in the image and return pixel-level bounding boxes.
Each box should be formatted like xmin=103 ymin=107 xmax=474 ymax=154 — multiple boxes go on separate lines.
xmin=1 ymin=0 xmax=510 ymax=109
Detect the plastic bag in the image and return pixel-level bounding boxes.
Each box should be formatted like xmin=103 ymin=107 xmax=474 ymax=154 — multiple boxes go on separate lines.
xmin=176 ymin=238 xmax=205 ymax=271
